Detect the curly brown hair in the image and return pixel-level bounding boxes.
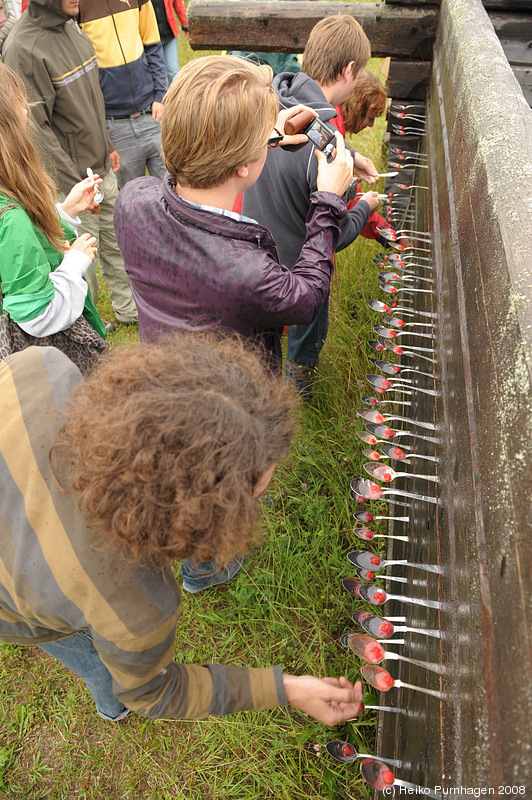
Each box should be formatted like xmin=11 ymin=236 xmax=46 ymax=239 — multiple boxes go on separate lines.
xmin=340 ymin=71 xmax=387 ymax=134
xmin=53 ymin=332 xmax=298 ymax=566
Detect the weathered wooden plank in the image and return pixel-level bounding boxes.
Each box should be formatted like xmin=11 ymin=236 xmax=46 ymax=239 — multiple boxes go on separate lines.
xmin=386 ymin=59 xmax=431 ymax=99
xmin=511 ymin=65 xmax=532 ymax=104
xmin=188 ymin=1 xmax=438 ymax=59
xmin=388 ymin=0 xmax=532 ymax=9
xmin=489 ymin=12 xmax=532 ymax=65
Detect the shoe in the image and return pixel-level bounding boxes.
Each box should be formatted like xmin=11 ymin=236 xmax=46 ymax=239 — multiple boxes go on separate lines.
xmin=115 ymin=318 xmax=138 ymax=326
xmin=285 ymin=360 xmax=317 ymax=402
xmin=181 ymin=557 xmax=244 ymax=594
xmin=103 ymin=320 xmax=115 ymax=333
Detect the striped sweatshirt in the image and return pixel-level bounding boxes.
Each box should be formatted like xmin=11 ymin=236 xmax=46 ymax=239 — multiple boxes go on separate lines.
xmin=0 ymin=347 xmax=286 ymax=718
xmin=78 ymin=0 xmax=167 ymax=117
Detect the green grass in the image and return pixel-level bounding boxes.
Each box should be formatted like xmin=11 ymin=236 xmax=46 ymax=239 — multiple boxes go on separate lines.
xmin=0 ymin=45 xmax=396 ymax=800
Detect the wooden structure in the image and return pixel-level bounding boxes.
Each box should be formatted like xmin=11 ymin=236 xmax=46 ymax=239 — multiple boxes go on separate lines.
xmin=187 ymin=0 xmax=532 ymax=793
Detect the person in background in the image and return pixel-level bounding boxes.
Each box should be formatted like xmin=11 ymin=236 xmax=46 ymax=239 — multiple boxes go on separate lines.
xmin=0 ymin=0 xmax=20 ymax=54
xmin=113 ymin=54 xmax=366 ymax=593
xmin=331 ymin=70 xmax=405 ymax=248
xmin=151 ymin=0 xmax=189 ymax=85
xmin=78 ymin=0 xmax=167 ymax=188
xmin=0 ymin=332 xmax=364 ymax=727
xmin=242 ymin=15 xmax=380 ymax=397
xmin=0 ymin=63 xmax=106 ymax=342
xmin=2 ymin=0 xmax=138 ymax=329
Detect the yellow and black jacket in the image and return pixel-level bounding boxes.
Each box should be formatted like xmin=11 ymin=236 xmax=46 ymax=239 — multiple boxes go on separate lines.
xmin=78 ymin=0 xmax=166 ymax=117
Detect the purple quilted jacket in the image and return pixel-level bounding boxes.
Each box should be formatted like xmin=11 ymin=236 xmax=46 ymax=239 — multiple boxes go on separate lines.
xmin=114 ymin=173 xmax=346 ymax=369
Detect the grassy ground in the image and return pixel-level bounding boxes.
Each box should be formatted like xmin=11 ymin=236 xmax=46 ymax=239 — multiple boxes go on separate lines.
xmin=0 ymin=39 xmax=395 ymax=800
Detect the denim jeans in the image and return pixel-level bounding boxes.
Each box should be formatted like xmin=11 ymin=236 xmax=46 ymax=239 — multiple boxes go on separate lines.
xmin=106 ymin=113 xmax=165 ymax=189
xmin=163 ymin=37 xmax=179 ymax=85
xmin=38 ymin=631 xmax=128 ymax=721
xmin=286 ymin=288 xmax=330 ymax=371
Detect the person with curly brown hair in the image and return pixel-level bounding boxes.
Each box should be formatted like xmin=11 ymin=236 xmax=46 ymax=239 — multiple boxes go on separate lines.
xmin=0 ymin=334 xmax=363 ymax=725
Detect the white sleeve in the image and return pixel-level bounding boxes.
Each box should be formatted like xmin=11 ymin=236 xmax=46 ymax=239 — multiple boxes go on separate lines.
xmin=56 ymin=203 xmax=81 ymax=234
xmin=17 ymin=249 xmax=91 ymax=337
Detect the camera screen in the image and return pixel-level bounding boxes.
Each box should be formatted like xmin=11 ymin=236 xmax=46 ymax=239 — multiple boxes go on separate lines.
xmin=306 ymin=120 xmax=334 ymax=150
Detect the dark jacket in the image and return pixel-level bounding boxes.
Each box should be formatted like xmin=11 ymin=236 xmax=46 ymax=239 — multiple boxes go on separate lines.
xmin=242 ymin=71 xmax=371 ymax=267
xmin=2 ymin=0 xmax=113 ymax=193
xmin=114 ymin=173 xmax=347 ymax=370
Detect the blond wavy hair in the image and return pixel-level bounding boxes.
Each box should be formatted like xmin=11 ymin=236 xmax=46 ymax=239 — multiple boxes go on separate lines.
xmin=53 ymin=332 xmax=298 ymax=566
xmin=0 ymin=63 xmax=67 ymax=251
xmin=302 ymin=15 xmax=371 ymax=86
xmin=161 ymin=55 xmax=278 ymax=189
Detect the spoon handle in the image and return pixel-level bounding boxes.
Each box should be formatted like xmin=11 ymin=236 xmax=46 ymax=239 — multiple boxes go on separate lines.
xmin=395 ymin=626 xmax=442 ymax=638
xmin=387 ymin=593 xmax=441 ymax=609
xmin=395 ymin=680 xmax=444 ymax=699
xmin=398 ymin=471 xmax=439 ymax=483
xmin=388 ymin=415 xmax=436 ymax=430
xmin=382 ymin=488 xmax=438 ymax=505
xmin=386 ymin=652 xmax=444 ymax=675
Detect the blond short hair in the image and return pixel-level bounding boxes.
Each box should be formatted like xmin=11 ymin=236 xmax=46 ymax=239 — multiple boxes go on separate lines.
xmin=302 ymin=15 xmax=371 ymax=86
xmin=161 ymin=55 xmax=279 ymax=189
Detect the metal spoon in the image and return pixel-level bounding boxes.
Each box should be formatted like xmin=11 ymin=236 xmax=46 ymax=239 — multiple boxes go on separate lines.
xmin=353 ymin=527 xmax=410 ymax=544
xmin=364 ymin=422 xmax=438 ymax=446
xmin=356 ymin=408 xmax=436 ymax=431
xmin=379 ymin=444 xmax=437 ymax=464
xmin=361 ymin=395 xmax=413 ymax=408
xmin=378 ymin=337 xmax=437 ymax=363
xmin=360 ymin=759 xmax=442 ymax=799
xmin=350 ymin=487 xmax=412 ymax=509
xmin=350 ymin=476 xmax=438 ymax=505
xmin=344 ymin=633 xmax=443 ymax=674
xmin=86 ymin=167 xmax=104 ymax=204
xmin=342 ymin=577 xmax=364 ymax=597
xmin=353 ymin=510 xmax=409 ymax=524
xmin=361 ymin=665 xmax=443 ymax=698
xmin=354 ymin=566 xmax=408 ymax=585
xmin=367 ymin=299 xmax=433 ymax=319
xmin=366 ymin=375 xmax=438 ymax=398
xmin=326 ymin=741 xmax=404 ymax=768
xmin=380 ymin=283 xmax=432 ymax=296
xmin=356 ymin=430 xmax=413 ymax=450
xmin=369 ymin=359 xmax=435 ymax=380
xmin=379 ymin=271 xmax=433 ymax=285
xmin=373 ymin=326 xmax=434 ymax=342
xmin=360 ymin=614 xmax=441 ymax=640
xmin=358 ymin=582 xmax=441 ymax=610
xmin=363 ymin=461 xmax=439 ymax=485
xmin=348 ymin=550 xmax=442 ymax=575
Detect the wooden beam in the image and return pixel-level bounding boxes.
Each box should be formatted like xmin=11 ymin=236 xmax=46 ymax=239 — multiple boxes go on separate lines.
xmin=386 ymin=59 xmax=431 ymax=99
xmin=188 ymin=1 xmax=438 ymax=59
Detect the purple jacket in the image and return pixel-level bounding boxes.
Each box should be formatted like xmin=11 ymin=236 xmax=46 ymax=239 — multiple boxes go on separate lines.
xmin=114 ymin=173 xmax=346 ymax=369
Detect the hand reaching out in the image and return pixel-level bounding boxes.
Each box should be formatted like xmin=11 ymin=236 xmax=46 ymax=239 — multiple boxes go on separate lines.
xmin=61 ymin=176 xmax=103 ymax=218
xmin=283 ymin=674 xmax=363 ymax=725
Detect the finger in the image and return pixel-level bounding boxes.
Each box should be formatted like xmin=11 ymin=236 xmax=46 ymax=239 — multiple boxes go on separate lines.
xmin=314 ymin=148 xmax=325 ymax=166
xmin=333 ymin=131 xmax=345 ymax=155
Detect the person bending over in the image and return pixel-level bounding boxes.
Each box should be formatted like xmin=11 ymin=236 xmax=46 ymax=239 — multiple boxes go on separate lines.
xmin=0 ymin=334 xmax=363 ymax=726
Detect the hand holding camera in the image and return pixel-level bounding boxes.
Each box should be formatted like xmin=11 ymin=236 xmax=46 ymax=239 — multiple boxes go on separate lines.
xmin=315 ymin=132 xmax=354 ymax=197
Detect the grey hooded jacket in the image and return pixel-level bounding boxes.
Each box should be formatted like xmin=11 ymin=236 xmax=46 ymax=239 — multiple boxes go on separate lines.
xmin=242 ymin=71 xmax=371 ymax=268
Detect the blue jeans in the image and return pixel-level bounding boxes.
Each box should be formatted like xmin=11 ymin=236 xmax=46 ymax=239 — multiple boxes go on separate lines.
xmin=286 ymin=288 xmax=330 ymax=371
xmin=163 ymin=37 xmax=179 ymax=85
xmin=38 ymin=631 xmax=128 ymax=721
xmin=106 ymin=113 xmax=165 ymax=189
